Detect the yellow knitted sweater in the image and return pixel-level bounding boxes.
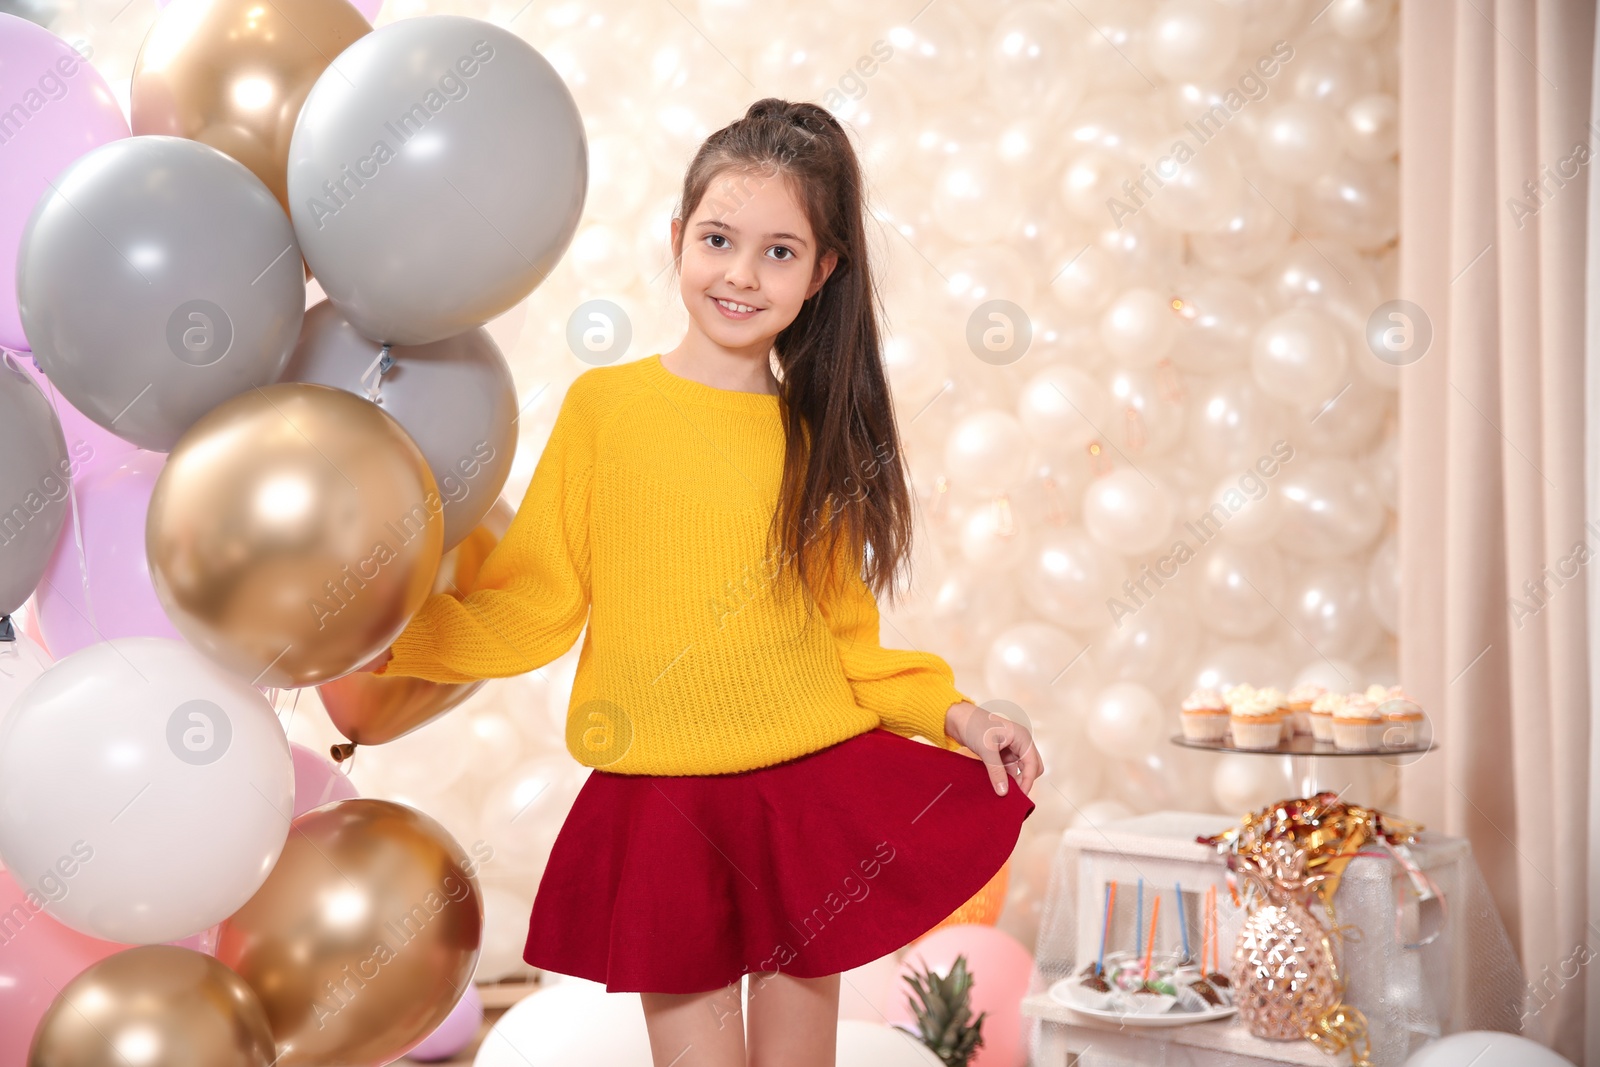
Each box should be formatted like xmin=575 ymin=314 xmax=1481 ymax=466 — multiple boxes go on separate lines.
xmin=375 ymin=352 xmax=972 ymax=776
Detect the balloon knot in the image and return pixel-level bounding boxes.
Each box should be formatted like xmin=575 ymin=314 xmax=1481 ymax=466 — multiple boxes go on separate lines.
xmin=0 ymin=615 xmax=13 ymax=642
xmin=330 ymin=742 xmax=358 ymax=764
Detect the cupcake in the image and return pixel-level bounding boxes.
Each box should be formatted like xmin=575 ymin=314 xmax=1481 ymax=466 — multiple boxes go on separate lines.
xmin=1222 ymin=683 xmax=1256 ymax=711
xmin=1286 ymin=683 xmax=1325 ymax=735
xmin=1180 ymin=688 xmax=1230 ymax=741
xmin=1378 ymin=696 xmax=1426 ymax=747
xmin=1255 ymin=687 xmax=1289 ymax=740
xmin=1309 ymin=691 xmax=1344 ymax=743
xmin=1363 ymin=683 xmax=1392 ymax=705
xmin=1333 ymin=695 xmax=1383 ymax=751
xmin=1230 ymin=692 xmax=1286 ymax=750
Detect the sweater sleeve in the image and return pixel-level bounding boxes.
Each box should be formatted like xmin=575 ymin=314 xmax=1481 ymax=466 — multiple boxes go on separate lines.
xmin=372 ymin=374 xmax=598 ymax=685
xmin=814 ymin=532 xmax=973 ymax=751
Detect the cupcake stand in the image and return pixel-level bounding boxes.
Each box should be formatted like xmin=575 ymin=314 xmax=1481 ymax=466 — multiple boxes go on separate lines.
xmin=1169 ymin=731 xmax=1436 ymax=799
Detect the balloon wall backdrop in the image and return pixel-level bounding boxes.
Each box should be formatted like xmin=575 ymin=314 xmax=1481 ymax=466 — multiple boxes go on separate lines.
xmin=0 ymin=0 xmax=1399 ymax=1010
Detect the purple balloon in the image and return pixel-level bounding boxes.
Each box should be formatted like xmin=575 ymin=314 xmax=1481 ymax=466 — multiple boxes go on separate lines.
xmin=15 ymin=349 xmax=139 ymax=479
xmin=0 ymin=15 xmax=129 ymax=351
xmin=405 ymin=982 xmax=482 ymax=1062
xmin=34 ymin=451 xmax=180 ymax=657
xmin=291 ymin=742 xmax=359 ymax=819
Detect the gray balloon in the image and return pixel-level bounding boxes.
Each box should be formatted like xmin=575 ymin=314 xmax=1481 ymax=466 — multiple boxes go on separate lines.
xmin=281 ymin=300 xmax=517 ymax=549
xmin=286 ymin=15 xmax=586 ymax=347
xmin=0 ymin=352 xmax=71 ymax=616
xmin=16 ymin=135 xmax=306 ymax=452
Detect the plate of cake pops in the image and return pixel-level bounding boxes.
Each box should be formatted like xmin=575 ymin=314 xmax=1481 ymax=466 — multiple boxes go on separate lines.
xmin=1048 ymin=880 xmax=1237 ymax=1027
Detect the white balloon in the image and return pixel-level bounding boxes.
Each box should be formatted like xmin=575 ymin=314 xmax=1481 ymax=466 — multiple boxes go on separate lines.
xmin=1291 ymin=36 xmax=1381 ymax=108
xmin=1101 ymin=288 xmax=1178 ymax=367
xmin=1071 ymin=798 xmax=1136 ymax=830
xmin=1264 ymin=238 xmax=1379 ymax=335
xmin=1190 ymin=178 xmax=1296 ymax=274
xmin=945 ymin=410 xmax=1034 ymax=495
xmin=1088 ymin=681 xmax=1166 ymax=758
xmin=1172 ymin=276 xmax=1266 ymax=373
xmin=1188 ymin=641 xmax=1293 ymax=692
xmin=1210 ymin=469 xmax=1285 ymax=546
xmin=1021 ymin=526 xmax=1123 ymax=629
xmin=478 ymin=979 xmax=655 ymax=1067
xmin=1291 ymin=371 xmax=1390 ymax=456
xmin=923 ymin=567 xmax=1021 ymax=655
xmin=1097 ymin=596 xmax=1201 ymax=692
xmin=1073 ymin=0 xmax=1155 ymax=93
xmin=883 ymin=326 xmax=952 ymax=413
xmin=1083 ymin=468 xmax=1176 ymax=556
xmin=933 ymin=147 xmax=1025 ymax=245
xmin=1276 ymin=458 xmax=1385 ymax=557
xmin=1251 ymin=307 xmax=1350 ymax=406
xmin=984 ymin=621 xmax=1093 ymax=715
xmin=1195 ymin=541 xmax=1284 ymax=638
xmin=1105 ymin=365 xmax=1186 ymax=455
xmin=1291 ymin=657 xmax=1364 ymax=694
xmin=1325 ymin=0 xmax=1394 ymax=40
xmin=1304 ymin=159 xmax=1399 ymax=251
xmin=1368 ymin=532 xmax=1399 ymax=634
xmin=0 ymin=637 xmax=293 ymax=943
xmin=1212 ymin=753 xmax=1292 ymax=813
xmin=984 ymin=2 xmax=1088 ymax=119
xmin=478 ymin=754 xmax=586 ymax=879
xmin=886 ymin=4 xmax=983 ymax=102
xmin=958 ymin=501 xmax=1032 ymax=570
xmin=1143 ymin=140 xmax=1244 ymax=232
xmin=1050 ymin=242 xmax=1122 ymax=314
xmin=1401 ymin=1032 xmax=1576 ymax=1067
xmin=1282 ymin=558 xmax=1382 ymax=663
xmin=1018 ymin=364 xmax=1114 ymax=449
xmin=1343 ymin=93 xmax=1399 ymax=162
xmin=1060 ymin=147 xmax=1138 ymax=223
xmin=838 ymin=1020 xmax=944 ymax=1066
xmin=1146 ymin=0 xmax=1242 ymax=82
xmin=1184 ymin=373 xmax=1285 ymax=473
xmin=1256 ymin=101 xmax=1342 ymax=184
xmin=0 ymin=630 xmax=50 ymax=723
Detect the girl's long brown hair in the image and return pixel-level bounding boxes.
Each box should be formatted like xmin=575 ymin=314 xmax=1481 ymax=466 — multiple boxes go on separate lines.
xmin=670 ymin=97 xmax=914 ymax=606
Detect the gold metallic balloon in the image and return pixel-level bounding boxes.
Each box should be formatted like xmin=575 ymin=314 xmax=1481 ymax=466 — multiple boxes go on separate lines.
xmin=215 ymin=799 xmax=483 ymax=1067
xmin=319 ymin=496 xmax=515 ymax=751
xmin=147 ymin=382 xmax=444 ymax=689
xmin=131 ymin=0 xmax=371 ymax=215
xmin=29 ymin=945 xmax=275 ymax=1067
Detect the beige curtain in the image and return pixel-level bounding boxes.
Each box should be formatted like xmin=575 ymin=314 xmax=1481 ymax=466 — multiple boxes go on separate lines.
xmin=1399 ymin=1 xmax=1594 ymax=1060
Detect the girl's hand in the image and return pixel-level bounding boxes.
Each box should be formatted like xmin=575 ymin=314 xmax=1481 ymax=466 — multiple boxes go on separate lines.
xmin=945 ymin=701 xmax=1044 ymax=797
xmin=356 ymin=647 xmax=393 ymax=674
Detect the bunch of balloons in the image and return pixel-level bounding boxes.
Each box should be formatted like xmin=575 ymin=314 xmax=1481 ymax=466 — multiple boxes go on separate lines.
xmin=0 ymin=0 xmax=589 ymax=1060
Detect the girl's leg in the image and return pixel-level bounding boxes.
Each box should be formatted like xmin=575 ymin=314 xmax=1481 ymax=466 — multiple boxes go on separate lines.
xmin=640 ymin=982 xmax=747 ymax=1067
xmin=746 ymin=971 xmax=840 ymax=1067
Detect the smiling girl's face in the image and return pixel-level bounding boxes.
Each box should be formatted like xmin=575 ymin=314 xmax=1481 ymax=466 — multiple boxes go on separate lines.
xmin=670 ymin=168 xmax=838 ymax=366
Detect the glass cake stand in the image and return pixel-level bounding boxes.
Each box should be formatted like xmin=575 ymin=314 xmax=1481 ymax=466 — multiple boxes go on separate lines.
xmin=1169 ymin=733 xmax=1437 ymax=797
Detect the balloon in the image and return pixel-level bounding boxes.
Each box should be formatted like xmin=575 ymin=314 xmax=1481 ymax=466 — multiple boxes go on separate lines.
xmin=1100 ymin=288 xmax=1178 ymax=367
xmin=26 ymin=945 xmax=276 ymax=1067
xmin=477 ymin=753 xmax=585 ymax=882
xmin=1095 ymin=597 xmax=1200 ymax=692
xmin=838 ymin=1022 xmax=943 ymax=1066
xmin=15 ymin=354 xmax=138 ymax=480
xmin=155 ymin=0 xmax=383 ymax=16
xmin=283 ymin=301 xmax=516 ymax=548
xmin=216 ymin=799 xmax=482 ymax=1067
xmin=1145 ymin=0 xmax=1241 ymax=82
xmin=1291 ymin=36 xmax=1381 ymax=108
xmin=34 ymin=451 xmax=182 ymax=658
xmin=0 ymin=353 xmax=69 ymax=614
xmin=1184 ymin=373 xmax=1285 ymax=473
xmin=1251 ymin=307 xmax=1350 ymax=407
xmin=984 ymin=621 xmax=1092 ymax=715
xmin=984 ymin=3 xmax=1086 ymax=118
xmin=1304 ymin=159 xmax=1399 ymax=250
xmin=476 ymin=980 xmax=654 ymax=1067
xmin=886 ymin=4 xmax=982 ymax=103
xmin=1083 ymin=468 xmax=1175 ymax=556
xmin=0 ymin=638 xmax=294 ymax=943
xmin=131 ymin=0 xmax=371 ymax=215
xmin=1264 ymin=238 xmax=1379 ymax=336
xmin=0 ymin=16 xmax=129 ymax=352
xmin=1194 ymin=540 xmax=1284 ymax=637
xmin=289 ymin=742 xmax=359 ymax=819
xmin=1104 ymin=365 xmax=1185 ymax=455
xmin=1060 ymin=146 xmax=1138 ymax=223
xmin=1050 ymin=242 xmax=1121 ymax=314
xmin=1343 ymin=93 xmax=1399 ymax=162
xmin=883 ymin=326 xmax=952 ymax=411
xmin=922 ymin=567 xmax=1021 ymax=654
xmin=1190 ymin=178 xmax=1296 ymax=274
xmin=1212 ymin=752 xmax=1293 ymax=813
xmin=1255 ymin=101 xmax=1342 ymax=184
xmin=1275 ymin=458 xmax=1385 ymax=557
xmin=19 ymin=137 xmax=306 ymax=452
xmin=1291 ymin=371 xmax=1390 ymax=456
xmin=406 ymin=982 xmax=483 ymax=1062
xmin=1017 ymin=364 xmax=1113 ymax=450
xmin=1071 ymin=798 xmax=1134 ymax=829
xmin=287 ymin=16 xmax=586 ymax=346
xmin=1402 ymin=1032 xmax=1575 ymax=1067
xmin=933 ymin=147 xmax=1025 ymax=245
xmin=1171 ymin=276 xmax=1266 ymax=373
xmin=0 ymin=869 xmax=124 ymax=1067
xmin=475 ymin=884 xmax=537 ymax=983
xmin=890 ymin=926 xmax=1033 ymax=1067
xmin=319 ymin=495 xmax=513 ymax=749
xmin=945 ymin=410 xmax=1034 ymax=496
xmin=1087 ymin=681 xmax=1165 ymax=759
xmin=1281 ymin=559 xmax=1381 ymax=663
xmin=1144 ymin=140 xmax=1245 ymax=233
xmin=839 ymin=953 xmax=901 ymax=1022
xmin=146 ymin=383 xmax=444 ymax=688
xmin=1291 ymin=657 xmax=1363 ymax=695
xmin=1020 ymin=526 xmax=1122 ymax=629
xmin=1187 ymin=641 xmax=1293 ymax=692
xmin=958 ymin=501 xmax=1031 ymax=571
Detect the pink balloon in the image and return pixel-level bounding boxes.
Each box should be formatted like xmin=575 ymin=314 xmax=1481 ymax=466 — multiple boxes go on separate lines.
xmin=886 ymin=925 xmax=1035 ymax=1067
xmin=404 ymin=982 xmax=482 ymax=1061
xmin=166 ymin=925 xmax=218 ymax=955
xmin=34 ymin=451 xmax=181 ymax=657
xmin=0 ymin=869 xmax=126 ymax=1066
xmin=15 ymin=352 xmax=138 ymax=478
xmin=0 ymin=17 xmax=129 ymax=351
xmin=291 ymin=742 xmax=359 ymax=819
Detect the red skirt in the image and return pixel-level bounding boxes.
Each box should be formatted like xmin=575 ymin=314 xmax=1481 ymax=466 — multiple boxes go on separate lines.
xmin=523 ymin=726 xmax=1036 ymax=994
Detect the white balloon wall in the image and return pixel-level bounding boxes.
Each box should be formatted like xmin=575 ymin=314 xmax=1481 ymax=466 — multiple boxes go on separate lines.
xmin=34 ymin=0 xmax=1402 ymax=968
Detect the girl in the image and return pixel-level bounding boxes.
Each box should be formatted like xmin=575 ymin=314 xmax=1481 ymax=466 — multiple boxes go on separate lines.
xmin=364 ymin=98 xmax=1042 ymax=1067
